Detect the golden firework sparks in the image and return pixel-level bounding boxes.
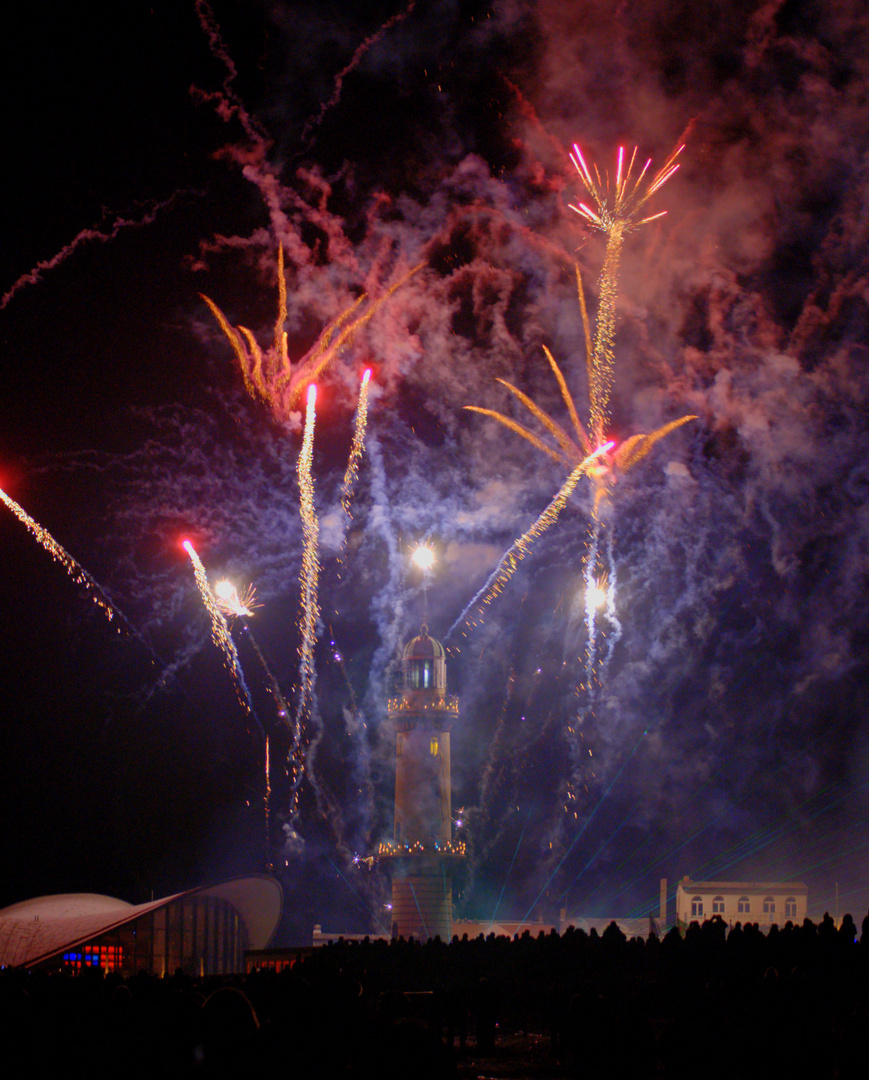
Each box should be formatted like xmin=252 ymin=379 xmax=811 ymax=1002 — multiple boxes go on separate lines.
xmin=461 ymin=140 xmax=694 ymax=719
xmin=569 ymin=142 xmax=684 ymax=440
xmin=448 ymin=441 xmax=613 ymax=636
xmin=0 ymin=485 xmax=117 ymax=622
xmin=340 ymin=367 xmax=372 ymax=523
xmin=214 ymin=578 xmax=259 ymax=619
xmin=295 ymin=383 xmax=320 ymax=758
xmin=465 ymin=335 xmax=696 ymax=520
xmin=182 ymin=539 xmax=255 ymax=715
xmin=201 ymin=247 xmax=421 ymax=419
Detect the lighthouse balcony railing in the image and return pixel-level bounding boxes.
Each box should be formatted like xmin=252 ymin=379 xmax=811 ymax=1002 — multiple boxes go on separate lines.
xmin=387 ymin=694 xmax=459 ymax=714
xmin=377 ymin=839 xmax=467 ymax=858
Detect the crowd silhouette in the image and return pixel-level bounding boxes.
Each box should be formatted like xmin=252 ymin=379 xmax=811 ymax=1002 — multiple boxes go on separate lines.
xmin=2 ymin=912 xmax=868 ymax=1078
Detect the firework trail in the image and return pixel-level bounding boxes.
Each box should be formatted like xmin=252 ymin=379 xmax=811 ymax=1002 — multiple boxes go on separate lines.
xmin=264 ymin=734 xmax=272 ymax=872
xmin=581 ymin=523 xmax=607 ymax=701
xmin=465 ymin=146 xmax=694 ymax=694
xmin=243 ymin=625 xmax=292 ymax=725
xmin=566 ymin=143 xmax=685 ymax=700
xmin=329 ymin=634 xmax=362 ymax=719
xmin=340 ymin=368 xmax=372 ymax=526
xmin=446 ymin=442 xmax=613 ymax=640
xmin=200 ymin=246 xmax=421 ymax=420
xmin=182 ymin=539 xmax=259 ymax=725
xmin=0 ymin=484 xmax=141 ymax=633
xmin=215 ymin=578 xmax=293 ymax=871
xmin=291 ymin=383 xmax=320 ymax=818
xmin=215 ymin=579 xmax=291 ymax=726
xmin=569 ymin=142 xmax=684 ymax=441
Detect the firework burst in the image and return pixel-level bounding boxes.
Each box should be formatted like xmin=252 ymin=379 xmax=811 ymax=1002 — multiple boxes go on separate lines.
xmin=463 ymin=143 xmax=695 ymax=826
xmin=201 ymin=246 xmax=420 ymax=420
xmin=214 ymin=578 xmax=259 ymax=620
xmin=465 ymin=308 xmax=696 ymax=514
xmin=466 ymin=308 xmax=694 ymax=705
xmin=569 ymin=142 xmax=684 ymax=442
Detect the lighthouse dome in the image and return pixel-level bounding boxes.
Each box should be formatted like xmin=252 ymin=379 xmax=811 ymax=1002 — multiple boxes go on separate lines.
xmin=402 ymin=625 xmax=445 ymax=661
xmin=400 ymin=625 xmax=447 ymax=692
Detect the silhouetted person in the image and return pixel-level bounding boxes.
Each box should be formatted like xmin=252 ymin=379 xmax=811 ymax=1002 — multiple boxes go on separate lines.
xmin=474 ymin=976 xmax=497 ymax=1053
xmin=200 ymin=985 xmax=261 ymax=1078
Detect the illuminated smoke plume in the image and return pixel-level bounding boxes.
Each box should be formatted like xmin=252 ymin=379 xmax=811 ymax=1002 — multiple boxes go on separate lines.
xmin=0 ymin=199 xmax=180 ymax=311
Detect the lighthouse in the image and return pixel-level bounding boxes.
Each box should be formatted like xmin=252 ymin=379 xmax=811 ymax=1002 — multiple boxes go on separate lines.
xmin=380 ymin=625 xmax=464 ymax=940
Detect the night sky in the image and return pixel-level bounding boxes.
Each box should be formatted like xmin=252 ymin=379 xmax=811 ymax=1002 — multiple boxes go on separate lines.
xmin=1 ymin=0 xmax=868 ymax=941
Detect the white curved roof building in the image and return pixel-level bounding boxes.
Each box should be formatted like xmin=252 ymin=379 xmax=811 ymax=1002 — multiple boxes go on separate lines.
xmin=0 ymin=876 xmax=282 ymax=975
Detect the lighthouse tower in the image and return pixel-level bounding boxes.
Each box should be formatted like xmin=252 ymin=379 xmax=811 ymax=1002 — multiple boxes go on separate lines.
xmin=380 ymin=626 xmax=464 ymax=940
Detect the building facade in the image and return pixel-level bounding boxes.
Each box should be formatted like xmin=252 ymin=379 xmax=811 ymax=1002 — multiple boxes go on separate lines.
xmin=0 ymin=877 xmax=282 ymax=975
xmin=675 ymin=877 xmax=808 ymax=927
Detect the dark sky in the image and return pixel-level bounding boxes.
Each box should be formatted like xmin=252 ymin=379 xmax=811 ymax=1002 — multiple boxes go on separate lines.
xmin=1 ymin=0 xmax=868 ymax=940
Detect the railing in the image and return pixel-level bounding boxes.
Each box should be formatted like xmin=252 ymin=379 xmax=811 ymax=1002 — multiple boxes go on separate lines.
xmin=377 ymin=839 xmax=467 ymax=857
xmin=387 ymin=695 xmax=459 ymax=713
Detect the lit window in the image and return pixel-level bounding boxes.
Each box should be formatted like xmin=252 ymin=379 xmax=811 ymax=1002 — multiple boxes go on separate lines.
xmin=691 ymin=896 xmax=704 ymax=918
xmin=430 ymin=736 xmax=439 ymax=756
xmin=763 ymin=897 xmax=775 ymax=915
xmin=712 ymin=896 xmax=725 ymax=915
xmin=785 ymin=897 xmax=797 ymax=919
xmin=409 ymin=660 xmax=434 ymax=689
xmin=738 ymin=896 xmax=750 ymax=914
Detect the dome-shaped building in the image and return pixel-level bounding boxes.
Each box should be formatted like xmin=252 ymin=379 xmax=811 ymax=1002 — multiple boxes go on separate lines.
xmin=380 ymin=626 xmax=464 ymax=940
